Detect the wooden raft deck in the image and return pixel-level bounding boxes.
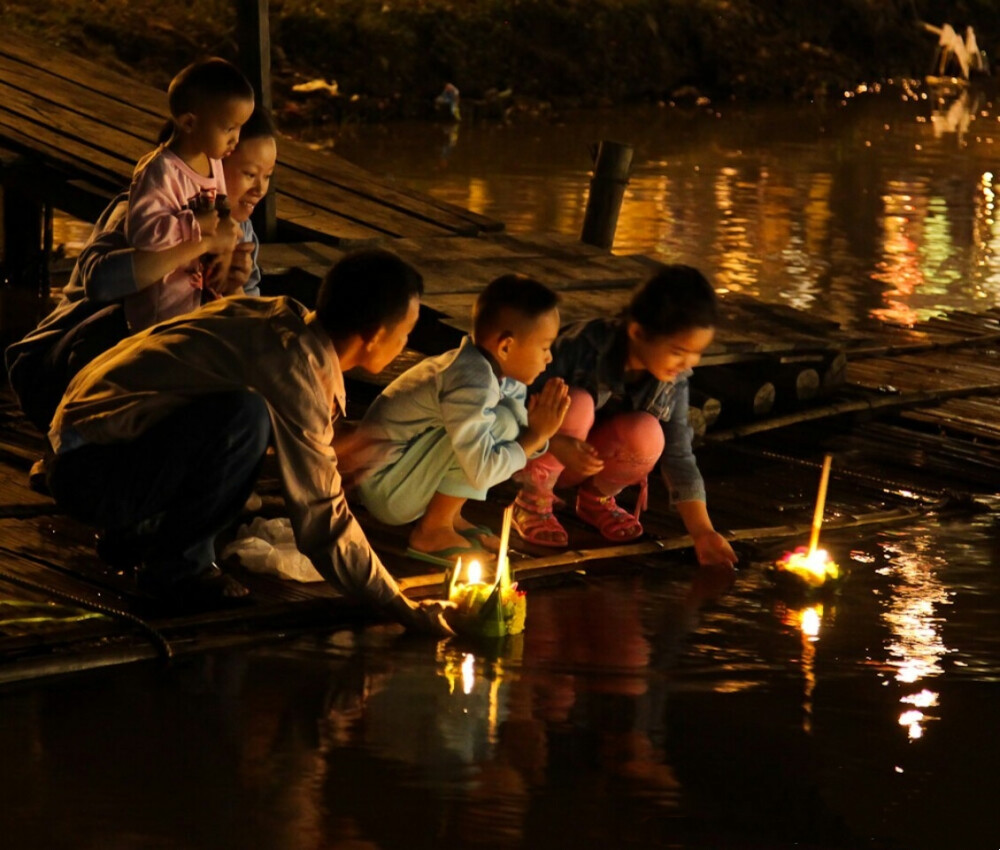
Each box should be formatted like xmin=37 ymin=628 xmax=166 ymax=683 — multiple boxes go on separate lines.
xmin=2 ymin=38 xmax=1000 ymax=683
xmin=2 ymin=304 xmax=1000 ymax=685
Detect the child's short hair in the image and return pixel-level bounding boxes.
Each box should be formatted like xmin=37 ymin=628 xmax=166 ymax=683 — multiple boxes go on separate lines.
xmin=472 ymin=274 xmax=560 ymax=340
xmin=626 ymin=265 xmax=717 ymax=337
xmin=168 ymin=58 xmax=254 ymax=118
xmin=237 ymin=105 xmax=277 ymax=143
xmin=316 ymin=249 xmax=424 ymax=340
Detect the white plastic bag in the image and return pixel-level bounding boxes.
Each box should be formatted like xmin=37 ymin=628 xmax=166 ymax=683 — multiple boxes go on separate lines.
xmin=221 ymin=516 xmax=325 ymax=583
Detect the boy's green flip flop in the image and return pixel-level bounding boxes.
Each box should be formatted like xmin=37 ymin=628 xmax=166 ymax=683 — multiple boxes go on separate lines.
xmin=405 ymin=544 xmax=485 ymax=568
xmin=458 ymin=525 xmax=497 ymax=545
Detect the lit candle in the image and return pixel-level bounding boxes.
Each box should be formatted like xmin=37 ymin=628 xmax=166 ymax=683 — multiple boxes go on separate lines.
xmin=448 ymin=557 xmax=491 ymax=615
xmin=776 ymin=454 xmax=841 ymax=586
xmin=445 ymin=505 xmax=528 ymax=636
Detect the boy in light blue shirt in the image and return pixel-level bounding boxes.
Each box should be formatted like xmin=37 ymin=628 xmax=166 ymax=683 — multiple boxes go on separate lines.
xmin=355 ymin=275 xmax=570 ymax=566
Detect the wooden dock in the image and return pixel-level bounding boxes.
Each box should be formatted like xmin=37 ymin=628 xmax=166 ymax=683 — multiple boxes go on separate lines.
xmin=2 ymin=38 xmax=1000 ymax=684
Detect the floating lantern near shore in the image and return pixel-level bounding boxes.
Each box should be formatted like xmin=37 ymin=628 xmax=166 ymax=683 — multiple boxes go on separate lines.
xmin=446 ymin=505 xmax=527 ymax=637
xmin=774 ymin=454 xmax=841 ymax=588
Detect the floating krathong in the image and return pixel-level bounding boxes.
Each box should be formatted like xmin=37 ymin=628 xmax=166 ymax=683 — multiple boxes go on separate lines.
xmin=774 ymin=454 xmax=841 ymax=588
xmin=446 ymin=505 xmax=527 ymax=637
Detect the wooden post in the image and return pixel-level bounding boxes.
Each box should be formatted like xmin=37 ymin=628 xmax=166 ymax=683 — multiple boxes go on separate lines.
xmin=236 ymin=0 xmax=277 ymax=243
xmin=580 ymin=140 xmax=633 ymax=250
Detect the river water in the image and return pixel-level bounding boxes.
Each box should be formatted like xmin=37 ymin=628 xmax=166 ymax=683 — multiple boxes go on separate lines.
xmin=330 ymin=84 xmax=1000 ymax=330
xmin=9 ymin=90 xmax=1000 ymax=848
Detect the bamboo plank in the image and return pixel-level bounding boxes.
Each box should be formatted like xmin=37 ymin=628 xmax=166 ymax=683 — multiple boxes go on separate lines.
xmin=0 ymin=53 xmax=161 ymax=144
xmin=0 ymin=80 xmax=149 ymax=166
xmin=0 ymin=72 xmax=468 ymax=239
xmin=275 ymin=165 xmax=459 ymax=238
xmin=0 ymin=40 xmax=166 ymax=117
xmin=0 ymin=104 xmax=134 ymax=187
xmin=290 ymin=150 xmax=504 ymax=233
xmin=705 ymin=382 xmax=1000 ymax=441
xmin=277 ymin=144 xmax=486 ymax=236
xmin=276 ymin=196 xmax=392 ymax=242
xmin=0 ymin=36 xmax=505 ymax=232
xmin=397 ymin=504 xmax=928 ymax=596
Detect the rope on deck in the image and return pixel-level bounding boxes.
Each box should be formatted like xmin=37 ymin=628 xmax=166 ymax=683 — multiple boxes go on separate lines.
xmin=0 ymin=559 xmax=174 ymax=661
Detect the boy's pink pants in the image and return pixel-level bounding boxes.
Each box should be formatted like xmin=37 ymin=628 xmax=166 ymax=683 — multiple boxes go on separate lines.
xmin=519 ymin=388 xmax=664 ymax=497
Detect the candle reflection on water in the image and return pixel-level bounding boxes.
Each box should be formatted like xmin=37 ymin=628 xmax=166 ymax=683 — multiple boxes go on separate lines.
xmin=778 ymin=602 xmax=828 ymax=734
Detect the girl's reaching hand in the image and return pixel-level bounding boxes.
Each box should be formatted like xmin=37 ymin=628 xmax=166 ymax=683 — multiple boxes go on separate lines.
xmin=550 ymin=434 xmax=605 ymax=477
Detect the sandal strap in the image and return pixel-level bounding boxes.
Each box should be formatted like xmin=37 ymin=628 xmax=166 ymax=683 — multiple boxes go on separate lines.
xmin=577 ymin=488 xmax=644 ymax=538
xmin=634 ymin=477 xmax=649 ymax=521
xmin=515 ymin=491 xmax=556 ymax=514
xmin=512 ymin=496 xmax=568 ymax=547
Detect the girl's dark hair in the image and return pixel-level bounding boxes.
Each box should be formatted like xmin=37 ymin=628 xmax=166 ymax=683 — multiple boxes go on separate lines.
xmin=626 ymin=265 xmax=717 ymax=337
xmin=472 ymin=274 xmax=559 ymax=338
xmin=168 ymin=57 xmax=254 ymax=116
xmin=157 ymin=58 xmax=255 ymax=143
xmin=316 ymin=249 xmax=424 ymax=340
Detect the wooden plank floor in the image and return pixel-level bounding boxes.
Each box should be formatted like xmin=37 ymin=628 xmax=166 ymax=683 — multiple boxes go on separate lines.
xmin=3 ymin=301 xmax=1000 ymax=684
xmin=0 ymin=36 xmax=503 ymax=241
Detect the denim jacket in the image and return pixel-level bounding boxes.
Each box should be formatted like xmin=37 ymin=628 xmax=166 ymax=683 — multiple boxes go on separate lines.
xmin=537 ymin=317 xmax=706 ymax=503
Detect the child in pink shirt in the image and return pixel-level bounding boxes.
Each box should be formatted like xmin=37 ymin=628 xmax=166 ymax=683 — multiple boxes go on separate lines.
xmin=124 ymin=58 xmax=255 ymax=330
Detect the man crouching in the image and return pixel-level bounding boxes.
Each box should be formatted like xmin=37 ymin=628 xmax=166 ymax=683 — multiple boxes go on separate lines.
xmin=47 ymin=249 xmax=452 ymax=634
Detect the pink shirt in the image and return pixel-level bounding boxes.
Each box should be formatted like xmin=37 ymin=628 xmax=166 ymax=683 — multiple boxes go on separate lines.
xmin=124 ymin=146 xmax=227 ymax=331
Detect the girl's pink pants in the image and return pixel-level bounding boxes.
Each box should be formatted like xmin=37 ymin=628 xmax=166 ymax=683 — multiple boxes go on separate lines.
xmin=519 ymin=388 xmax=663 ymax=497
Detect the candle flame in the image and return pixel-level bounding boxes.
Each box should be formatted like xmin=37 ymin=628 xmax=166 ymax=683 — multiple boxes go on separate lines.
xmin=466 ymin=559 xmax=482 ymax=585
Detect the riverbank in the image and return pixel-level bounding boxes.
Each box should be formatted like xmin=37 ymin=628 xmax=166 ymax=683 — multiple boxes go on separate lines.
xmin=3 ymin=0 xmax=997 ymax=126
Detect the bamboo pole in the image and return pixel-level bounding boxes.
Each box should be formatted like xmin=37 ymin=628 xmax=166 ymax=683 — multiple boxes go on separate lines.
xmin=807 ymin=454 xmax=833 ymax=555
xmin=396 ymin=503 xmax=930 ymax=596
xmin=494 ymin=503 xmax=513 ymax=589
xmin=704 ymin=382 xmax=1000 ymax=442
xmin=846 ymin=331 xmax=1000 ymax=360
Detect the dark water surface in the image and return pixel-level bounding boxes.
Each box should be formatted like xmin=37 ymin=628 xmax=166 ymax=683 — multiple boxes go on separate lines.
xmin=3 ymin=515 xmax=1000 ymax=849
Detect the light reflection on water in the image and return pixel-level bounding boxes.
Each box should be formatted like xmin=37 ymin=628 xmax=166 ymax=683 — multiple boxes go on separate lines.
xmin=2 ymin=516 xmax=1000 ymax=848
xmin=328 ymin=88 xmax=1000 ymax=329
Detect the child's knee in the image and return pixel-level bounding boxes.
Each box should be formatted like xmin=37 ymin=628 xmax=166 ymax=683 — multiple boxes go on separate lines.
xmin=595 ymin=411 xmax=664 ymax=456
xmin=561 ymin=387 xmax=596 ymax=436
xmin=492 ymin=400 xmax=523 ymax=442
xmin=627 ymin=412 xmax=665 ymax=455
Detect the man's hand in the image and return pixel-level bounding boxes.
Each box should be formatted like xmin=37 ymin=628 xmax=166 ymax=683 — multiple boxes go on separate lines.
xmin=550 ymin=434 xmax=604 ymax=478
xmin=388 ymin=594 xmax=456 ymax=636
xmin=206 ymin=240 xmax=253 ymax=296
